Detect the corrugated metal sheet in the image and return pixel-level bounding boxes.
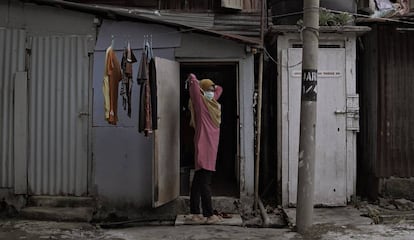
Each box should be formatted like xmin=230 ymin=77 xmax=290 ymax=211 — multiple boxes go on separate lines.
xmin=242 ymin=0 xmax=261 ymax=11
xmin=70 ymin=0 xmax=158 ymax=7
xmin=0 ymin=28 xmax=26 ymax=188
xmin=67 ymin=0 xmax=261 ymax=11
xmin=358 ymin=24 xmax=378 ymax=197
xmin=376 ymin=25 xmax=414 ymax=177
xmin=138 ymin=12 xmax=214 ymax=29
xmin=212 ymin=13 xmax=261 ymax=36
xmin=30 ymin=1 xmax=261 ymax=44
xmin=28 ymin=35 xmax=90 ymax=196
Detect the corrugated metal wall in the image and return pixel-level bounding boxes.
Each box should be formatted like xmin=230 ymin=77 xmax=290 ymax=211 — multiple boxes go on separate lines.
xmin=377 ymin=25 xmax=414 ymax=177
xmin=76 ymin=0 xmax=261 ymax=11
xmin=358 ymin=24 xmax=379 ymax=198
xmin=0 ymin=28 xmax=26 ymax=188
xmin=28 ymin=35 xmax=91 ymax=196
xmin=360 ymin=24 xmax=414 ymax=181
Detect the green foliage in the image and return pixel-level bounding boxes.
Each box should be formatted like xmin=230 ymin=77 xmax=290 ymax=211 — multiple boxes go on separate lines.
xmin=296 ymin=10 xmax=354 ymax=27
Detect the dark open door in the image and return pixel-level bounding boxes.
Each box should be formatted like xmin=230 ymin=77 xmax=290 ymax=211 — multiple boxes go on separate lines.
xmin=152 ymin=57 xmax=180 ymax=207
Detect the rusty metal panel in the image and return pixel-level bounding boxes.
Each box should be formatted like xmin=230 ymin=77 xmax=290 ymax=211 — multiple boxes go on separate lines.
xmin=28 ymin=35 xmax=91 ymax=196
xmin=60 ymin=0 xmax=262 ymax=11
xmin=242 ymin=0 xmax=261 ymax=11
xmin=0 ymin=28 xmax=26 ymax=188
xmin=162 ymin=0 xmax=260 ymax=11
xmin=213 ymin=13 xmax=261 ymax=36
xmin=377 ymin=25 xmax=414 ymax=177
xmin=69 ymin=0 xmax=158 ymax=7
xmin=147 ymin=12 xmax=214 ymax=29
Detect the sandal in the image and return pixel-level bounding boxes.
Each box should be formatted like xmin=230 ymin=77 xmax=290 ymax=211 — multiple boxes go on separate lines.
xmin=219 ymin=212 xmax=232 ymax=219
xmin=206 ymin=214 xmax=222 ymax=224
xmin=190 ymin=214 xmax=206 ymax=223
xmin=213 ymin=210 xmax=232 ymax=219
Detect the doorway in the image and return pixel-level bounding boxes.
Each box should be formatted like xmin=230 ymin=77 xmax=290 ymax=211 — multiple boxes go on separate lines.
xmin=180 ymin=63 xmax=239 ymax=197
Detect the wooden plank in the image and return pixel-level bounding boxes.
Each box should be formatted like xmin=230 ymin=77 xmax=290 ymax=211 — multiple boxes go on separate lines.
xmin=153 ymin=57 xmax=180 ymax=207
xmin=14 ymin=71 xmax=28 ymax=194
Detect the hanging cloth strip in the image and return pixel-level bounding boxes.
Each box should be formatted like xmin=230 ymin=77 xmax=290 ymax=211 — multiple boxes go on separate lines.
xmin=120 ymin=42 xmax=137 ymax=117
xmin=148 ymin=57 xmax=158 ymax=130
xmin=137 ymin=38 xmax=157 ymax=136
xmin=137 ymin=45 xmax=152 ymax=136
xmin=103 ymin=45 xmax=122 ymax=125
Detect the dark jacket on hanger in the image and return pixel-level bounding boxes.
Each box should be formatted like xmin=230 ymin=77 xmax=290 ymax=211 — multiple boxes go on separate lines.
xmin=120 ymin=46 xmax=137 ymax=117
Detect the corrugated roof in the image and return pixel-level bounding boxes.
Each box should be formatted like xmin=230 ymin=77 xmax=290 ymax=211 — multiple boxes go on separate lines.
xmin=212 ymin=13 xmax=261 ymax=36
xmin=25 ymin=0 xmax=262 ymax=45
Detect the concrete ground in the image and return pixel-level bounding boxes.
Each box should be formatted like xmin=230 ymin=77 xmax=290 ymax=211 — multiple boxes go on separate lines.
xmin=2 ymin=206 xmax=414 ymax=239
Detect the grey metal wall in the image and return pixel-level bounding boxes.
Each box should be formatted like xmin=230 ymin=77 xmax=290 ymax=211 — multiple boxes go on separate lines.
xmin=93 ymin=20 xmax=180 ymax=206
xmin=359 ymin=24 xmax=414 ymax=180
xmin=94 ymin=20 xmax=255 ymax=207
xmin=0 ymin=1 xmax=97 ymax=195
xmin=0 ymin=28 xmax=26 ymax=188
xmin=28 ymin=35 xmax=92 ymax=196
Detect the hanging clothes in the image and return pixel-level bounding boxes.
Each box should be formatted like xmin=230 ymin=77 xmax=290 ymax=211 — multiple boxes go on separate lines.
xmin=120 ymin=43 xmax=137 ymax=118
xmin=148 ymin=57 xmax=158 ymax=130
xmin=137 ymin=39 xmax=157 ymax=136
xmin=103 ymin=45 xmax=122 ymax=125
xmin=137 ymin=50 xmax=151 ymax=135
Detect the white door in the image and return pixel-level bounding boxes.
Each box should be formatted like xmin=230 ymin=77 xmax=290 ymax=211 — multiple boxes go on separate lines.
xmin=287 ymin=48 xmax=347 ymax=206
xmin=152 ymin=57 xmax=180 ymax=207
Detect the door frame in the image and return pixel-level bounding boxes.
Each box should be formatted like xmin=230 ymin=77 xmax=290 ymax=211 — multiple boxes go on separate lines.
xmin=179 ymin=61 xmax=240 ymax=197
xmin=176 ymin=57 xmax=252 ymax=196
xmin=277 ymin=34 xmax=358 ymax=207
xmin=285 ymin=47 xmax=348 ymax=206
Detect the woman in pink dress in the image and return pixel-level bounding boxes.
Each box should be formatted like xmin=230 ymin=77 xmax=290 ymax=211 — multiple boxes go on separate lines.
xmin=187 ymin=73 xmax=223 ymax=224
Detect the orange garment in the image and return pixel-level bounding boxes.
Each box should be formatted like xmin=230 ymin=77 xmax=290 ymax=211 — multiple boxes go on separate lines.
xmin=103 ymin=47 xmax=122 ymax=125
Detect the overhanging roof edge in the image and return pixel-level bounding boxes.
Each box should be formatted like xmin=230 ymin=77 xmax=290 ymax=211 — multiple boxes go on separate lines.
xmin=23 ymin=0 xmax=261 ymax=45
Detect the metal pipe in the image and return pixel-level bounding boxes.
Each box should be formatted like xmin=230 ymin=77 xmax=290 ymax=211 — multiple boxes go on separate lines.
xmin=254 ymin=0 xmax=266 ymax=213
xmin=254 ymin=52 xmax=263 ymax=211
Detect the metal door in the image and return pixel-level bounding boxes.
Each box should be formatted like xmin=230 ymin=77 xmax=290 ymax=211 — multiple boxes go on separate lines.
xmin=28 ymin=35 xmax=91 ymax=196
xmin=152 ymin=57 xmax=180 ymax=207
xmin=287 ymin=48 xmax=347 ymax=206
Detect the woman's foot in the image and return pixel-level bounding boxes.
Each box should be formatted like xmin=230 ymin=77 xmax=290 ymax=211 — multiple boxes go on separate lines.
xmin=206 ymin=214 xmax=222 ymax=224
xmin=191 ymin=214 xmax=206 ymax=223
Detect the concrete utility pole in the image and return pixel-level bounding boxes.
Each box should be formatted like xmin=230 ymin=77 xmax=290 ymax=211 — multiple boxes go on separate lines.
xmin=296 ymin=0 xmax=320 ymax=234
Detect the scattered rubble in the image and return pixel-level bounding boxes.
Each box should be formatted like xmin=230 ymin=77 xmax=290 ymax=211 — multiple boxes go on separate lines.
xmin=359 ymin=197 xmax=414 ymax=224
xmin=0 ymin=199 xmax=18 ymax=218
